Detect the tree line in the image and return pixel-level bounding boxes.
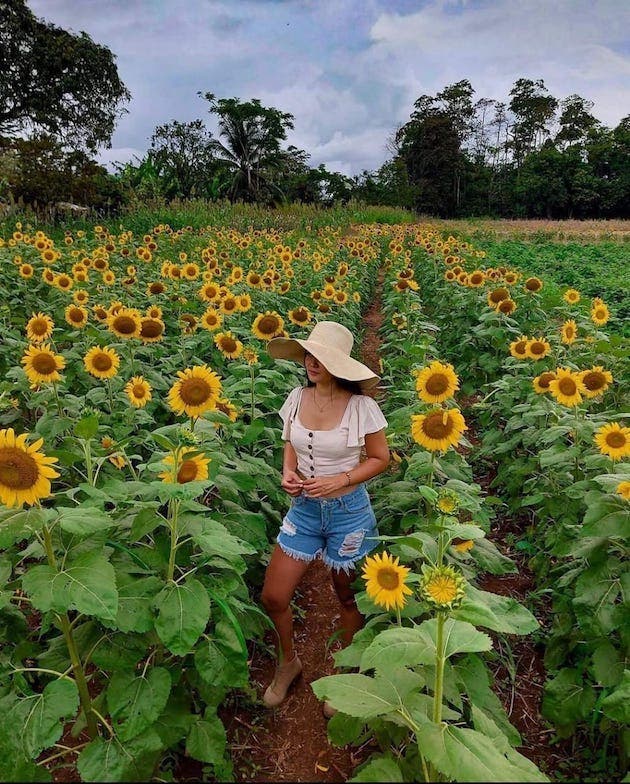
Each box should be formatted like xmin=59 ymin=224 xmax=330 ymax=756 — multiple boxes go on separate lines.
xmin=1 ymin=0 xmax=628 ymax=218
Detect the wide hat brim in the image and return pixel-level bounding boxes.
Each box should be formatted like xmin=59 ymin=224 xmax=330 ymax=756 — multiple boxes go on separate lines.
xmin=268 ymin=336 xmax=380 ymax=390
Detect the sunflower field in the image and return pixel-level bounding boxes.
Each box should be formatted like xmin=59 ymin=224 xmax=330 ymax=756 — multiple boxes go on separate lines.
xmin=0 ymin=209 xmax=627 ymax=782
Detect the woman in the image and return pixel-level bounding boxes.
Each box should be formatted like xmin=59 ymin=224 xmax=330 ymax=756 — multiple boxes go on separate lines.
xmin=261 ymin=321 xmax=389 ymax=713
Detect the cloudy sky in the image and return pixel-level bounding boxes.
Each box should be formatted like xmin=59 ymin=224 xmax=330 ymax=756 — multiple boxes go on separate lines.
xmin=29 ymin=0 xmax=630 ymax=176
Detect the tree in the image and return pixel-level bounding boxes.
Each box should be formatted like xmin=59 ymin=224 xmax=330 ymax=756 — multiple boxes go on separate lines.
xmin=199 ymin=92 xmax=295 ymax=202
xmin=0 ymin=0 xmax=130 ymax=151
xmin=149 ymin=120 xmax=218 ymax=199
xmin=556 ymin=94 xmax=599 ymax=149
xmin=508 ymin=78 xmax=558 ymax=165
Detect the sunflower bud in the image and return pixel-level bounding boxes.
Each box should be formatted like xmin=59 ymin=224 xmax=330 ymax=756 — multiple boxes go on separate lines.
xmin=420 ymin=565 xmax=466 ymax=610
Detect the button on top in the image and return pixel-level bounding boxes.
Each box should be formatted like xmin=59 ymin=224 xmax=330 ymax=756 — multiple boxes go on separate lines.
xmin=308 ymin=432 xmax=313 ymax=438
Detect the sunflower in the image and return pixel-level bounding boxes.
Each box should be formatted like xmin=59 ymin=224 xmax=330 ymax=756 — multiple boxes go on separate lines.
xmin=487 ymin=287 xmax=510 ymax=308
xmin=246 ymin=271 xmax=262 ymax=287
xmin=215 ymin=397 xmax=238 ymax=422
xmin=139 ymin=317 xmax=165 ymax=343
xmin=524 ymin=276 xmax=543 ymax=293
xmin=288 ymin=307 xmax=312 ymax=326
xmin=55 ymin=273 xmax=73 ymax=291
xmin=594 ymin=423 xmax=630 ymax=461
xmin=580 ymin=366 xmax=613 ymax=399
xmin=182 ymin=263 xmax=200 ymax=280
xmin=498 ymin=299 xmax=517 ymax=316
xmin=180 ymin=314 xmax=198 ymax=334
xmin=92 ymin=305 xmax=108 ymax=323
xmin=159 ymin=448 xmax=210 ymax=484
xmin=64 ymin=304 xmax=88 ymax=329
xmin=436 ymin=489 xmax=460 ymax=514
xmin=147 ymin=281 xmax=167 ymax=296
xmin=108 ymin=308 xmax=142 ymax=339
xmin=420 ymin=564 xmax=466 ymax=609
xmin=201 ymin=307 xmax=223 ymax=332
xmin=73 ymin=289 xmax=89 ymax=305
xmin=125 ymin=376 xmax=152 ymax=408
xmin=526 ymin=337 xmax=551 ymax=360
xmin=411 ymin=409 xmax=467 ymax=452
xmin=220 ymin=295 xmax=239 ymax=315
xmin=252 ymin=311 xmax=284 ymax=341
xmin=591 ymin=303 xmax=610 ymax=326
xmin=0 ymin=428 xmax=59 ymax=507
xmin=561 ymin=320 xmax=578 ymax=345
xmin=533 ymin=371 xmax=556 ymax=394
xmin=237 ymin=294 xmax=252 ymax=312
xmin=214 ymin=331 xmax=243 ymax=359
xmin=167 ymin=365 xmax=222 ymax=418
xmin=26 ymin=313 xmax=54 ymax=343
xmin=84 ymin=346 xmax=120 ymax=379
xmin=549 ymin=367 xmax=586 ymax=407
xmin=19 ymin=263 xmax=34 ymax=279
xmin=21 ymin=344 xmax=65 ymax=385
xmin=467 ymin=270 xmax=485 ymax=287
xmin=563 ymin=289 xmax=580 ymax=304
xmin=361 ymin=551 xmax=412 ymax=611
xmin=146 ymin=305 xmax=162 ymax=319
xmin=415 ymin=361 xmax=459 ymax=404
xmin=616 ymin=481 xmax=630 ymax=500
xmin=353 ymin=291 xmax=361 ymax=303
xmin=102 ymin=270 xmax=116 ymax=285
xmin=509 ymin=336 xmax=529 ymax=360
xmin=242 ymin=347 xmax=259 ymax=365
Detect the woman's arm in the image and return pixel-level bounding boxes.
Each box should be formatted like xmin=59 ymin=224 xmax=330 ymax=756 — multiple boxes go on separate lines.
xmin=301 ymin=429 xmax=390 ymax=497
xmin=281 ymin=441 xmax=303 ymax=496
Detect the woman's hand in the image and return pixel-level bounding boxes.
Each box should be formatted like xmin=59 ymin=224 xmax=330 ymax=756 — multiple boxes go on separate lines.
xmin=281 ymin=470 xmax=304 ymax=496
xmin=301 ymin=474 xmax=347 ymax=498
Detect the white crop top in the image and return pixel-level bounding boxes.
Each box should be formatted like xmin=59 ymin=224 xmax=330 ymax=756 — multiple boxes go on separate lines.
xmin=278 ymin=386 xmax=388 ymax=478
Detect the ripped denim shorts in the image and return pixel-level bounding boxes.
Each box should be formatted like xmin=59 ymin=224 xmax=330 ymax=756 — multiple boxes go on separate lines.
xmin=277 ymin=483 xmax=378 ymax=573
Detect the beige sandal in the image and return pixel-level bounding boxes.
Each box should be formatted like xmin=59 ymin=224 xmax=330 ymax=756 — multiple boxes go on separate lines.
xmin=263 ymin=655 xmax=302 ymax=708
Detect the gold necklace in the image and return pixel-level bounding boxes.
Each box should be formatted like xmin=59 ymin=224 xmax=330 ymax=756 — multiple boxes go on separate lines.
xmin=312 ymin=386 xmax=335 ymax=412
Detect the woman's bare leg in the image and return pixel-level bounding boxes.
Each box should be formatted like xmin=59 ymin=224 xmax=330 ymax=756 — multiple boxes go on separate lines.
xmin=261 ymin=545 xmax=311 ymax=662
xmin=331 ymin=568 xmax=364 ymax=647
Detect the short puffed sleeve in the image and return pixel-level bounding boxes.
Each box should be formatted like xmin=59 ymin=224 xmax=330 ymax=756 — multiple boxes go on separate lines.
xmin=278 ymin=387 xmax=302 ymax=441
xmin=346 ymin=395 xmax=388 ymax=447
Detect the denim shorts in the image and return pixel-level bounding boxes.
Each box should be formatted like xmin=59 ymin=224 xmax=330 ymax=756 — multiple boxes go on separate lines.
xmin=277 ymin=483 xmax=379 ymax=573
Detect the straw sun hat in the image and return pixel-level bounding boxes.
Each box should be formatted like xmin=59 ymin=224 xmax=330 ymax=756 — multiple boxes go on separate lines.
xmin=268 ymin=321 xmax=379 ymax=390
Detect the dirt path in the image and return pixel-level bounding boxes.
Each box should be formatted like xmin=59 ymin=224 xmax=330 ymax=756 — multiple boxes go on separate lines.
xmin=219 ymin=270 xmax=386 ymax=783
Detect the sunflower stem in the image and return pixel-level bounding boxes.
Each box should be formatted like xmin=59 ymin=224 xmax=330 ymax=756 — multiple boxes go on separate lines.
xmin=167 ymin=497 xmax=181 ymax=583
xmin=52 ymin=382 xmax=64 ymax=417
xmin=432 ymin=611 xmax=446 ymax=726
xmin=41 ymin=525 xmax=98 ymax=740
xmin=82 ymin=439 xmax=94 ymax=486
xmin=249 ymin=365 xmax=255 ymax=425
xmin=396 ymin=606 xmax=402 ymax=627
xmin=106 ymin=379 xmax=114 ymax=415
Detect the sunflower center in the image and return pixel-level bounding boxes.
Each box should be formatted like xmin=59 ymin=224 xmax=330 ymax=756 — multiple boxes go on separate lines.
xmin=606 ymin=432 xmax=626 ymax=448
xmin=530 ymin=342 xmax=545 ymax=355
xmin=220 ymin=337 xmax=237 ymax=353
xmin=0 ymin=448 xmax=39 ymax=489
xmin=223 ymin=299 xmax=236 ymax=311
xmin=132 ymin=384 xmax=146 ymax=398
xmin=377 ymin=568 xmax=400 ymax=590
xmin=141 ymin=319 xmax=164 ymax=338
xmin=31 ymin=319 xmax=49 ymax=335
xmin=426 ymin=577 xmax=457 ymax=603
xmin=425 ymin=373 xmax=450 ymax=396
xmin=423 ymin=412 xmax=454 ymax=439
xmin=470 ymin=274 xmax=483 ymax=284
xmin=539 ymin=373 xmax=555 ymax=389
xmin=595 ymin=308 xmax=606 ymax=319
xmin=69 ymin=308 xmax=84 ymax=323
xmin=565 ymin=326 xmax=575 ymax=338
xmin=32 ymin=353 xmax=57 ymax=375
xmin=93 ymin=353 xmax=113 ymax=372
xmin=177 ymin=460 xmax=198 ymax=483
xmin=293 ymin=308 xmax=308 ymax=322
xmin=180 ymin=378 xmax=211 ymax=405
xmin=258 ymin=316 xmax=280 ymax=335
xmin=582 ymin=372 xmax=605 ymax=391
xmin=514 ymin=341 xmax=527 ymax=355
xmin=490 ymin=288 xmax=509 ymax=302
xmin=558 ymin=377 xmax=577 ymax=395
xmin=150 ymin=282 xmax=165 ymax=294
xmin=113 ymin=316 xmax=137 ymax=335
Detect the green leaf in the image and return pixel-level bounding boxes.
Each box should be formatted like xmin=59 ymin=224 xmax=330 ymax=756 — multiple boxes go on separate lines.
xmin=470 ymin=538 xmax=517 ymax=575
xmin=57 ymin=506 xmax=113 ymax=536
xmin=186 ymin=516 xmax=256 ymax=559
xmin=592 ymin=642 xmax=625 ymax=688
xmin=61 ymin=551 xmax=119 ymax=621
xmin=350 ymin=756 xmax=403 ymax=782
xmin=17 ymin=679 xmax=79 ymax=757
xmin=454 ymin=585 xmax=539 ymax=635
xmin=581 ymin=510 xmax=630 ymax=539
xmin=542 ymin=668 xmax=596 ymax=730
xmin=360 ymin=626 xmax=437 ymax=672
xmin=107 ymin=667 xmax=171 ymax=742
xmin=326 ymin=713 xmax=365 ymax=747
xmin=77 ymin=727 xmax=163 ymax=782
xmin=106 ymin=574 xmax=161 ymax=633
xmin=239 ymin=418 xmax=265 ymax=445
xmin=74 ymin=414 xmax=99 ymax=439
xmin=601 ymin=670 xmax=630 ymax=723
xmin=0 ymin=506 xmax=50 ymax=548
xmin=311 ymin=670 xmax=422 ymax=719
xmin=186 ymin=712 xmax=227 ymax=764
xmin=154 ymin=577 xmax=210 ymax=655
xmin=416 ymin=722 xmax=548 ymax=782
xmin=440 ymin=618 xmax=493 ymax=658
